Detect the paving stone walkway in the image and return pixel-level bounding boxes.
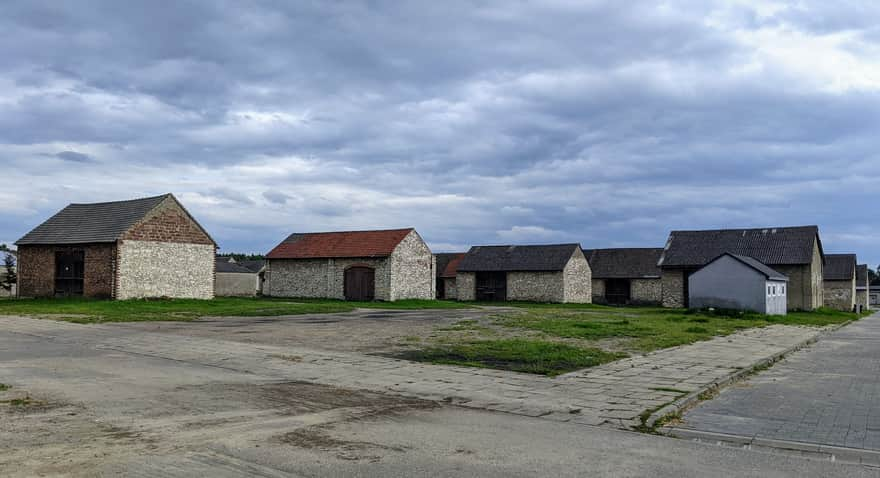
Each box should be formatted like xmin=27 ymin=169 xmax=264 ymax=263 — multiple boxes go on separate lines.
xmin=0 ymin=316 xmax=825 ymax=429
xmin=672 ymin=313 xmax=880 ymax=450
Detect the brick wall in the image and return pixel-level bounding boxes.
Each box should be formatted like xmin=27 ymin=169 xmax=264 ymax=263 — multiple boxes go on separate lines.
xmin=116 ymin=241 xmax=214 ymax=299
xmin=121 ymin=196 xmax=213 ymax=245
xmin=17 ymin=244 xmax=116 ymax=298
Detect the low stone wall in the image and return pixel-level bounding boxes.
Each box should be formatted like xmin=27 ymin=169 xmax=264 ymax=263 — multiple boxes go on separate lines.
xmin=117 ymin=240 xmax=214 ymax=300
xmin=216 ymin=272 xmax=257 ymax=297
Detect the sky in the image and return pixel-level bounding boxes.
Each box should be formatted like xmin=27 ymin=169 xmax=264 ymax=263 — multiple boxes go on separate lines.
xmin=0 ymin=1 xmax=878 ymax=265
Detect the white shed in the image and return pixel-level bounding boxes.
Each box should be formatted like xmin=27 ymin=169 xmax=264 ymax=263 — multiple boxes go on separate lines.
xmin=688 ymin=253 xmax=788 ymax=315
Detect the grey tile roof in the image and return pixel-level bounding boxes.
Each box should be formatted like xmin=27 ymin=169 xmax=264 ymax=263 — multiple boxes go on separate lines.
xmin=16 ymin=194 xmax=170 ymax=245
xmin=236 ymin=260 xmax=265 ymax=273
xmin=722 ymin=253 xmax=788 ymax=281
xmin=584 ymin=248 xmax=663 ymax=279
xmin=857 ymin=264 xmax=869 ymax=287
xmin=658 ymin=226 xmax=821 ymax=268
xmin=215 ymin=258 xmax=254 ymax=274
xmin=824 ymin=254 xmax=857 ymax=281
xmin=457 ymin=244 xmax=581 ymax=272
xmin=434 ymin=253 xmax=464 ymax=278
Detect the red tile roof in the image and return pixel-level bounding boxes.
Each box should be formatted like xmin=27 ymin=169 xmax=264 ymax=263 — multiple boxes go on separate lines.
xmin=440 ymin=253 xmax=465 ymax=278
xmin=267 ymin=228 xmax=414 ymax=259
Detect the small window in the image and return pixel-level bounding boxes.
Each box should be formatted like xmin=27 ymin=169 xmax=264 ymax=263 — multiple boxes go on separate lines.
xmin=768 ymin=285 xmax=772 ymax=295
xmin=781 ymin=285 xmax=785 ymax=295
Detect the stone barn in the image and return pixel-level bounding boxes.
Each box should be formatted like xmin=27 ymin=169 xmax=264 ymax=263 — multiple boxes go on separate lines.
xmin=264 ymin=228 xmax=434 ymax=301
xmin=15 ymin=194 xmax=216 ymax=299
xmin=658 ymin=226 xmax=824 ymax=310
xmin=455 ymin=244 xmax=591 ymax=303
xmin=688 ymin=253 xmax=788 ymax=315
xmin=584 ymin=248 xmax=663 ymax=305
xmin=434 ymin=252 xmax=465 ymax=299
xmin=823 ymin=254 xmax=857 ymax=312
xmin=856 ymin=264 xmax=871 ymax=311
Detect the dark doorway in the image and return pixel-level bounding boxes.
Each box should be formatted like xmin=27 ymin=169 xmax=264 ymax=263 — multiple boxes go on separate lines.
xmin=605 ymin=279 xmax=631 ymax=305
xmin=475 ymin=272 xmax=507 ymax=301
xmin=682 ymin=268 xmax=697 ymax=308
xmin=344 ymin=266 xmax=375 ymax=301
xmin=55 ymin=251 xmax=84 ymax=297
xmin=437 ymin=278 xmax=446 ymax=299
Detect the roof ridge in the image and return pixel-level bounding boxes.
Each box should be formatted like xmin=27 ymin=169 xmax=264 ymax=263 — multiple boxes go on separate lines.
xmin=670 ymin=225 xmax=818 ymax=234
xmin=67 ymin=193 xmax=171 ymax=207
xmin=289 ymin=227 xmax=414 ymax=235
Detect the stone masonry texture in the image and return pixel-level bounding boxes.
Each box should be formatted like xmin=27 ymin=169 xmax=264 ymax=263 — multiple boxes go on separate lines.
xmin=264 ymin=230 xmax=433 ymax=301
xmin=661 ymin=270 xmax=686 ymax=308
xmin=593 ymin=278 xmax=661 ymax=305
xmin=17 ymin=243 xmax=116 ymax=298
xmin=563 ymin=249 xmax=591 ymax=303
xmin=824 ymin=279 xmax=856 ymax=312
xmin=456 ymin=252 xmax=591 ymax=303
xmin=116 ymin=241 xmax=215 ymax=299
xmin=456 ymin=272 xmax=476 ymax=301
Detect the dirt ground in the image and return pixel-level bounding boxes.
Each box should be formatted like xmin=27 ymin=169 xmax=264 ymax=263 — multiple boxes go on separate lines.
xmin=112 ymin=307 xmax=515 ymax=354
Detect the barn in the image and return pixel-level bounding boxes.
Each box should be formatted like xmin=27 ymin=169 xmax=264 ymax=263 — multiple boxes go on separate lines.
xmin=688 ymin=253 xmax=788 ymax=315
xmin=823 ymin=254 xmax=857 ymax=312
xmin=455 ymin=244 xmax=591 ymax=303
xmin=434 ymin=252 xmax=465 ymax=299
xmin=263 ymin=228 xmax=434 ymax=301
xmin=15 ymin=194 xmax=216 ymax=299
xmin=584 ymin=248 xmax=663 ymax=305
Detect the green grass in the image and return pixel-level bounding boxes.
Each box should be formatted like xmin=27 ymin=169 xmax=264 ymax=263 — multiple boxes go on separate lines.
xmin=0 ymin=384 xmax=9 ymax=392
xmin=394 ymin=339 xmax=627 ymax=376
xmin=0 ymin=297 xmax=471 ymax=323
xmin=492 ymin=304 xmax=857 ymax=353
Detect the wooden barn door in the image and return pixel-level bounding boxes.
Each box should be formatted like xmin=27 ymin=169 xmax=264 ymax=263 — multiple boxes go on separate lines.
xmin=475 ymin=272 xmax=507 ymax=301
xmin=605 ymin=279 xmax=631 ymax=305
xmin=344 ymin=266 xmax=375 ymax=301
xmin=55 ymin=251 xmax=84 ymax=297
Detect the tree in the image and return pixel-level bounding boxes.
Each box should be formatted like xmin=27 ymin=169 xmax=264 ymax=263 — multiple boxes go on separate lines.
xmin=1 ymin=252 xmax=15 ymax=292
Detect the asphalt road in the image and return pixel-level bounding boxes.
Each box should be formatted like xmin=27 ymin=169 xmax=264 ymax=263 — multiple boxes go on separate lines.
xmin=0 ymin=315 xmax=877 ymax=477
xmin=675 ymin=313 xmax=880 ymax=453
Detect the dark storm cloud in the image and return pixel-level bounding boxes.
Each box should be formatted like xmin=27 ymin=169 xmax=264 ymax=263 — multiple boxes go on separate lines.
xmin=0 ymin=0 xmax=877 ymax=265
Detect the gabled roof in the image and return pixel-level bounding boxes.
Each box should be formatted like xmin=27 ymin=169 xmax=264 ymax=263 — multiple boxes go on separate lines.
xmin=17 ymin=194 xmax=170 ymax=245
xmin=824 ymin=254 xmax=857 ymax=281
xmin=584 ymin=248 xmax=663 ymax=279
xmin=457 ymin=244 xmax=581 ymax=272
xmin=216 ymin=258 xmax=254 ymax=273
xmin=857 ymin=264 xmax=869 ymax=287
xmin=266 ymin=228 xmax=414 ymax=259
xmin=434 ymin=253 xmax=463 ymax=278
xmin=658 ymin=226 xmax=822 ymax=268
xmin=440 ymin=253 xmax=465 ymax=278
xmin=703 ymin=253 xmax=788 ymax=281
xmin=236 ymin=260 xmax=265 ymax=273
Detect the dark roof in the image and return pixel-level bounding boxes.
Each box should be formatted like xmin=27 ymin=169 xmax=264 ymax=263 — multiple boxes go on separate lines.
xmin=857 ymin=264 xmax=869 ymax=287
xmin=824 ymin=254 xmax=857 ymax=281
xmin=584 ymin=248 xmax=663 ymax=279
xmin=16 ymin=194 xmax=170 ymax=245
xmin=434 ymin=253 xmax=463 ymax=278
xmin=236 ymin=260 xmax=265 ymax=273
xmin=658 ymin=226 xmax=821 ymax=268
xmin=713 ymin=253 xmax=789 ymax=281
xmin=267 ymin=228 xmax=414 ymax=259
xmin=457 ymin=244 xmax=581 ymax=272
xmin=216 ymin=258 xmax=254 ymax=273
xmin=441 ymin=253 xmax=465 ymax=278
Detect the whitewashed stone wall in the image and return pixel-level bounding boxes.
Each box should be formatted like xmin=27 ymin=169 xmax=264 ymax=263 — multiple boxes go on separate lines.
xmin=563 ymin=250 xmax=591 ymax=303
xmin=457 ymin=272 xmax=476 ymax=301
xmin=264 ymin=257 xmax=391 ymax=300
xmin=216 ymin=272 xmax=258 ymax=297
xmin=116 ymin=240 xmax=214 ymax=299
xmin=507 ymin=271 xmax=564 ymax=302
xmin=661 ymin=270 xmax=685 ymax=308
xmin=389 ymin=230 xmax=435 ymax=300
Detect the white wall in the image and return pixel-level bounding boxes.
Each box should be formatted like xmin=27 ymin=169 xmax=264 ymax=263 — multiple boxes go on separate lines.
xmin=117 ymin=240 xmax=215 ymax=300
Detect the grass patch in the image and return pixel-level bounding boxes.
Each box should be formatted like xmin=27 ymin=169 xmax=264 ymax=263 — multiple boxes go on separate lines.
xmin=0 ymin=297 xmax=472 ymax=323
xmin=0 ymin=384 xmax=8 ymax=392
xmin=395 ymin=339 xmax=627 ymax=376
xmin=494 ymin=304 xmax=857 ymax=353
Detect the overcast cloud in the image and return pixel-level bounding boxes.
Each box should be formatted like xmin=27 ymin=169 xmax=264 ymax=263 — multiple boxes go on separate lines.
xmin=0 ymin=0 xmax=878 ymax=265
